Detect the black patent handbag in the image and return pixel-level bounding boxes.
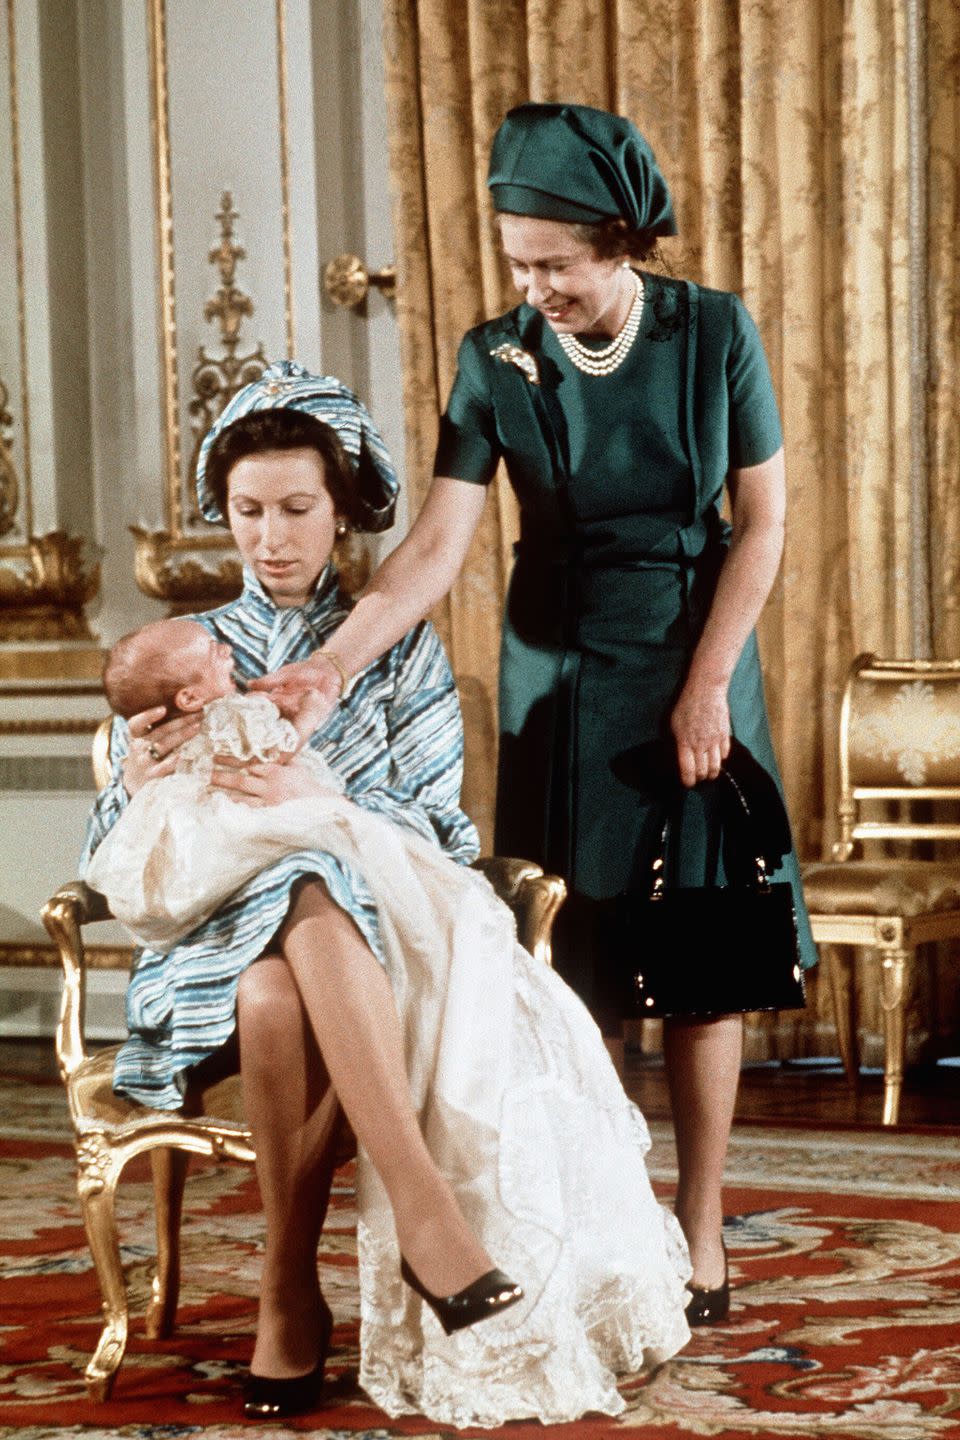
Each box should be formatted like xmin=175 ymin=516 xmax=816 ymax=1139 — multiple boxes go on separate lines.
xmin=618 ymin=755 xmax=806 ymax=1019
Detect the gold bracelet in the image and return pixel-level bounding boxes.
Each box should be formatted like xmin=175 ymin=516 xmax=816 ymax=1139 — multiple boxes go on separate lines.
xmin=319 ymin=648 xmax=350 ymax=697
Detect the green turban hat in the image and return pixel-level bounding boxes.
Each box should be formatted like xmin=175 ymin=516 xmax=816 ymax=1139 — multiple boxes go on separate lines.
xmin=488 ymin=102 xmax=677 ymax=235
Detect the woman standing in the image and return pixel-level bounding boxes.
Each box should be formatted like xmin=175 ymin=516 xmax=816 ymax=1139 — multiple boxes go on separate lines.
xmin=259 ymin=104 xmax=817 ymax=1325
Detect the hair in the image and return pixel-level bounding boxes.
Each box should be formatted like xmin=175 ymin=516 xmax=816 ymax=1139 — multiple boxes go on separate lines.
xmin=495 ymin=211 xmax=662 ymax=267
xmin=203 ymin=408 xmax=358 ymax=524
xmin=570 ymin=217 xmax=660 ymax=264
xmin=102 ymin=619 xmax=208 ymax=719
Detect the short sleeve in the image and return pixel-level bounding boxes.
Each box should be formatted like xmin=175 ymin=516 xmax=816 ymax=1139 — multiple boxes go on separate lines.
xmin=433 ymin=333 xmax=501 ymax=485
xmin=726 ymin=296 xmax=783 ymax=468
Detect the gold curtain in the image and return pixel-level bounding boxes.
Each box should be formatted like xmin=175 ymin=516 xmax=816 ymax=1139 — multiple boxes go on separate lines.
xmin=382 ymin=0 xmax=957 ymax=1058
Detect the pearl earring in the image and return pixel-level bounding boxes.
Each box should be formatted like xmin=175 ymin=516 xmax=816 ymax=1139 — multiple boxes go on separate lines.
xmin=335 ymin=518 xmax=349 ymax=538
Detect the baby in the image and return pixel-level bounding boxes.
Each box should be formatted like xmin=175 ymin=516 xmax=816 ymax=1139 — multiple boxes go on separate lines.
xmin=85 ymin=618 xmax=342 ymax=948
xmin=101 ymin=617 xmax=313 ymax=774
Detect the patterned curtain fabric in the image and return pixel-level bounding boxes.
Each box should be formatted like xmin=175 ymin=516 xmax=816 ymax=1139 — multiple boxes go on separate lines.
xmin=382 ymin=0 xmax=959 ymax=1060
xmin=930 ymin=3 xmax=960 ymax=656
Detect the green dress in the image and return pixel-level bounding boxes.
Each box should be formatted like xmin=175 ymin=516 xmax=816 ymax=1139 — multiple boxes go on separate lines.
xmin=435 ymin=273 xmax=816 ymax=1016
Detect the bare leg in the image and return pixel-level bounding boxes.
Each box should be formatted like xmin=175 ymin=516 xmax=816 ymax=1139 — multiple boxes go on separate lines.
xmin=663 ymin=1014 xmax=742 ymax=1289
xmin=238 ymin=955 xmax=342 ymax=1378
xmin=279 ymin=880 xmax=492 ymax=1297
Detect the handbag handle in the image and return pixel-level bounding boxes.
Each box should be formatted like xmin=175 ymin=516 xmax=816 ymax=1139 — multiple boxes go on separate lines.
xmin=648 ymin=768 xmax=771 ymax=901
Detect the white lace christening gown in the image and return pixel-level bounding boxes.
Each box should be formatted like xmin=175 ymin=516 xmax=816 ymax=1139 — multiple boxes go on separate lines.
xmin=87 ymin=693 xmax=692 ymax=1426
xmin=85 ymin=693 xmax=344 ymax=950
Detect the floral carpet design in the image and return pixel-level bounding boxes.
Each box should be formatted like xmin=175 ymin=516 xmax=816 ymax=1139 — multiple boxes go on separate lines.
xmin=1 ymin=1071 xmax=959 ymax=1439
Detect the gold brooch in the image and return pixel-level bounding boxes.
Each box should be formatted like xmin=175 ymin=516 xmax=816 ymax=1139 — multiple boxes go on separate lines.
xmin=490 ymin=343 xmax=540 ymax=385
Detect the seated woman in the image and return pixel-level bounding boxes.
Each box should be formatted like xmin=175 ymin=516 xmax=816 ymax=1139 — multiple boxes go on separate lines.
xmin=81 ymin=362 xmax=690 ymax=1428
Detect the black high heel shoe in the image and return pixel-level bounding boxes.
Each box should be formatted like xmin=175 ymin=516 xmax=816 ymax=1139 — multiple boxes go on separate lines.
xmin=684 ymin=1241 xmax=730 ymax=1327
xmin=400 ymin=1258 xmax=523 ymax=1335
xmin=243 ymin=1299 xmax=332 ymax=1420
xmin=243 ymin=1355 xmax=326 ymax=1420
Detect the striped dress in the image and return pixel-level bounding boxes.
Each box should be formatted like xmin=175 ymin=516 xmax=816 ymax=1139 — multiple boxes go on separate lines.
xmin=80 ymin=564 xmax=479 ymax=1109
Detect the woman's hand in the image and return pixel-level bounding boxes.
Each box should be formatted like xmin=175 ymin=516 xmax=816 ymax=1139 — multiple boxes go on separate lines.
xmin=251 ymin=477 xmax=487 ymax=709
xmin=121 ymin=705 xmax=202 ymax=796
xmin=670 ymin=679 xmax=731 ymax=788
xmin=287 ymin=686 xmax=338 ymax=748
xmin=250 ymin=656 xmax=343 ymax=722
xmin=209 ymin=758 xmax=325 ymax=807
xmin=668 ymin=451 xmax=785 ymax=788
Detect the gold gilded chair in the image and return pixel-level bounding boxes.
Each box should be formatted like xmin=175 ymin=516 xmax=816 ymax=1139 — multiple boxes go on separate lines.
xmin=802 ymin=655 xmax=960 ymax=1125
xmin=41 ymin=718 xmax=566 ymax=1401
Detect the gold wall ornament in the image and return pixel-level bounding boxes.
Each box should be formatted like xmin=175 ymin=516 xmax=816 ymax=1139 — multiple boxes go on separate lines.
xmin=137 ymin=0 xmax=298 ymax=613
xmin=323 ymin=253 xmax=397 ymax=309
xmin=0 ymin=530 xmax=101 ymax=642
xmin=0 ymin=377 xmax=19 ymax=536
xmin=186 ymin=191 xmax=268 ymax=503
xmin=334 ymin=531 xmax=372 ymax=596
xmin=131 ymin=526 xmax=243 ymax=612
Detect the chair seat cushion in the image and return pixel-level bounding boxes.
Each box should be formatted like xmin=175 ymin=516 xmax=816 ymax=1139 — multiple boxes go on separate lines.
xmin=68 ymin=1045 xmax=248 ymax=1132
xmin=801 ymin=859 xmax=960 ymax=917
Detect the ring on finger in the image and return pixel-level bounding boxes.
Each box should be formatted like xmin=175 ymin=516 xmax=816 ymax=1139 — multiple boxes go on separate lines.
xmin=148 ymin=742 xmax=161 ymax=761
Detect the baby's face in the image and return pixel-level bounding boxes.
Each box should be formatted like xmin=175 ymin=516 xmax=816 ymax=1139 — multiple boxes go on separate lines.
xmin=175 ymin=625 xmax=238 ymax=704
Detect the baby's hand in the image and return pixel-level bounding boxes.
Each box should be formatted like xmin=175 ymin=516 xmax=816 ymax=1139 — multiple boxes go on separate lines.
xmin=209 ymin=758 xmax=321 ymax=807
xmin=210 ymin=746 xmax=293 ymax=773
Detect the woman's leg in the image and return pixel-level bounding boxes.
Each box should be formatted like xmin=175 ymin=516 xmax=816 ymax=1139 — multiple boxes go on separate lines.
xmin=279 ymin=880 xmax=493 ymax=1298
xmin=237 ymin=955 xmax=344 ymax=1378
xmin=663 ymin=1014 xmax=742 ymax=1288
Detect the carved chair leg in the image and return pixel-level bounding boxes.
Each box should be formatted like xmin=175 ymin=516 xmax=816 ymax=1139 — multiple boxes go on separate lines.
xmin=879 ymin=946 xmax=914 ymax=1126
xmin=75 ymin=1135 xmax=128 ymax=1401
xmin=824 ymin=943 xmax=859 ymax=1088
xmin=145 ymin=1147 xmax=190 ymax=1339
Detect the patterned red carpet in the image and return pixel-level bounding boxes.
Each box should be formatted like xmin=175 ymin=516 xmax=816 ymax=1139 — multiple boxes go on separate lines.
xmin=2 ymin=1069 xmax=960 ymax=1439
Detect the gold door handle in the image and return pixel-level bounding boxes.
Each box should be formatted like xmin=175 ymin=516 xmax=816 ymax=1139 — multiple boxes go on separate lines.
xmin=323 ymin=254 xmax=397 ymax=309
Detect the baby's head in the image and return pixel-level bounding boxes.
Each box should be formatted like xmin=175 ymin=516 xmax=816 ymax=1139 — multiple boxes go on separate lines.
xmin=103 ymin=618 xmax=237 ymax=719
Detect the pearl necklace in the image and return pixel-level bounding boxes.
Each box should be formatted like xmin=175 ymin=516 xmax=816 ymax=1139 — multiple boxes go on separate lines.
xmin=556 ymin=270 xmax=645 ymax=377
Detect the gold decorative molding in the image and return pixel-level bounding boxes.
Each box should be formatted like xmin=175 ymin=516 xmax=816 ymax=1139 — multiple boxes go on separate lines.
xmin=186 ymin=192 xmax=268 ymax=507
xmin=0 ymin=941 xmax=132 ymax=971
xmin=335 ymin=532 xmax=372 ymax=596
xmin=147 ymin=0 xmax=182 ymax=535
xmin=0 ymin=681 xmax=103 ymax=696
xmin=0 ymin=531 xmax=101 ymax=642
xmin=0 ymin=649 xmax=103 ymax=680
xmin=131 ymin=525 xmax=242 ymax=612
xmin=324 ymin=253 xmax=398 ymax=309
xmin=0 ymin=377 xmax=18 ymax=537
xmin=0 ymin=718 xmax=100 ymax=735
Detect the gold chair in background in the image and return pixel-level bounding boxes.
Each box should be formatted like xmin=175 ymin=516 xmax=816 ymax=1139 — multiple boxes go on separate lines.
xmin=802 ymin=655 xmax=960 ymax=1125
xmin=42 ymin=719 xmax=566 ymax=1400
